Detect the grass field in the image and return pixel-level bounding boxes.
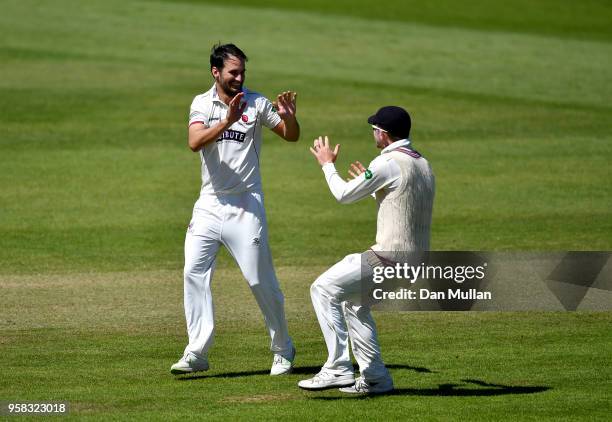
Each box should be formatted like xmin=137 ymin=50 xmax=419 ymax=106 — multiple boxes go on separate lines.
xmin=1 ymin=0 xmax=611 ymax=419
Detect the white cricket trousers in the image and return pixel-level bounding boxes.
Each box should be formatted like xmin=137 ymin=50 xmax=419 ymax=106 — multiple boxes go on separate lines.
xmin=310 ymin=253 xmax=391 ymax=382
xmin=182 ymin=190 xmax=293 ymax=358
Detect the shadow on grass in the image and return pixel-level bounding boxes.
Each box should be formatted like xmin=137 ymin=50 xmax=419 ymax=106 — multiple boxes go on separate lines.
xmin=310 ymin=379 xmax=551 ymax=399
xmin=175 ymin=363 xmax=433 ymax=381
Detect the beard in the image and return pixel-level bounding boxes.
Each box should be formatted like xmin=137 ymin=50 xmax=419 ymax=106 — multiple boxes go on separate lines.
xmin=374 ymin=134 xmax=385 ymax=149
xmin=217 ymin=75 xmax=243 ymax=97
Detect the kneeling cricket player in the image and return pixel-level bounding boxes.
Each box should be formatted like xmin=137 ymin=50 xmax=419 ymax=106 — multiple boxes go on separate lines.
xmin=300 ymin=106 xmax=435 ymax=394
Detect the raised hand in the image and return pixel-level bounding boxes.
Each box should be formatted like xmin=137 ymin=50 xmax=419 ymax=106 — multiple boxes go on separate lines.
xmin=274 ymin=91 xmax=297 ymax=119
xmin=226 ymin=92 xmax=246 ymax=125
xmin=347 ymin=161 xmax=366 ymax=180
xmin=309 ymin=136 xmax=340 ymax=166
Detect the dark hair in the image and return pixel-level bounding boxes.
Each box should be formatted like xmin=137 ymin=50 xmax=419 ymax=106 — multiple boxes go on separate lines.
xmin=210 ymin=43 xmax=248 ymax=70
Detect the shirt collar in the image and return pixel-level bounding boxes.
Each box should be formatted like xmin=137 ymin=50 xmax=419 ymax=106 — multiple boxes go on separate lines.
xmin=210 ymin=84 xmax=221 ymax=103
xmin=381 ymin=138 xmax=411 ymax=154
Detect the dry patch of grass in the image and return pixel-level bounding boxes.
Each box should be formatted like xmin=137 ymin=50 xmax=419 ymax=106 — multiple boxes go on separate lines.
xmin=220 ymin=392 xmax=295 ymax=404
xmin=0 ymin=266 xmax=327 ymax=331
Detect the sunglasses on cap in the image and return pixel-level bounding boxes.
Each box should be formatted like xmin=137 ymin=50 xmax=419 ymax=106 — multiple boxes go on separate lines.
xmin=371 ymin=125 xmax=387 ymax=133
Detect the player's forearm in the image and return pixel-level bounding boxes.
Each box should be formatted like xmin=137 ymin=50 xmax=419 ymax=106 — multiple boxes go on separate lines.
xmin=188 ymin=119 xmax=231 ymax=151
xmin=321 ymin=163 xmax=383 ymax=204
xmin=280 ymin=116 xmax=300 ymax=142
xmin=322 ymin=163 xmax=359 ymax=204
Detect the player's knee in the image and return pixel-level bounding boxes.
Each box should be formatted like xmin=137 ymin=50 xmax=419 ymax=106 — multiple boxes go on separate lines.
xmin=251 ymin=282 xmax=284 ymax=305
xmin=310 ymin=281 xmax=319 ymax=296
xmin=310 ymin=276 xmax=327 ymax=297
xmin=244 ymin=272 xmax=270 ymax=289
xmin=183 ymin=263 xmax=202 ymax=283
xmin=183 ymin=271 xmax=195 ymax=286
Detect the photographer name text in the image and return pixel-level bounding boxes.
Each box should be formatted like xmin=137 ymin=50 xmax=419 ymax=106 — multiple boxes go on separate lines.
xmin=372 ymin=288 xmax=492 ymax=300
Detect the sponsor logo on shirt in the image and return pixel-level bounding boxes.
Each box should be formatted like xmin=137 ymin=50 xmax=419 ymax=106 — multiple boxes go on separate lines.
xmin=241 ymin=114 xmax=249 ymax=123
xmin=217 ymin=129 xmax=247 ymax=143
xmin=364 ymin=169 xmax=373 ymax=179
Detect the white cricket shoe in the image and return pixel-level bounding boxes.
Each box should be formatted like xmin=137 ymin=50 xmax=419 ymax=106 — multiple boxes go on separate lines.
xmin=298 ymin=370 xmax=356 ymax=390
xmin=170 ymin=353 xmax=209 ymax=375
xmin=270 ymin=347 xmax=295 ymax=376
xmin=339 ymin=376 xmax=393 ymax=394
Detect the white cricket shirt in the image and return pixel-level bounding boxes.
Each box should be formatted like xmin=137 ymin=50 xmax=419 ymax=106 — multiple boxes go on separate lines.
xmin=321 ymin=139 xmax=412 ymax=203
xmin=322 ymin=139 xmax=435 ymax=252
xmin=189 ymin=84 xmax=281 ymax=195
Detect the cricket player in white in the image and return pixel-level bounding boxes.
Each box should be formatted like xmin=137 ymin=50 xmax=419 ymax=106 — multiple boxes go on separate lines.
xmin=171 ymin=43 xmax=299 ymax=376
xmin=300 ymin=106 xmax=435 ymax=394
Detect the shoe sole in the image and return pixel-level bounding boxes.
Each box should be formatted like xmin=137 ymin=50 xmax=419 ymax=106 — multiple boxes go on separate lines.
xmin=298 ymin=379 xmax=356 ymax=391
xmin=170 ymin=367 xmax=209 ymax=375
xmin=338 ymin=386 xmax=393 ymax=394
xmin=270 ymin=366 xmax=294 ymax=376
